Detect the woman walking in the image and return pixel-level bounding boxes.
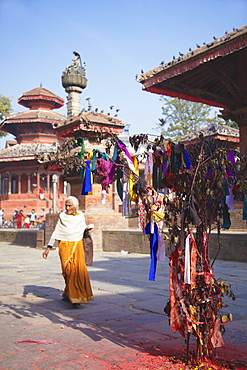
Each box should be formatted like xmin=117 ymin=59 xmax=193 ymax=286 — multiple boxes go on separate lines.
xmin=42 ymin=196 xmax=94 ymax=308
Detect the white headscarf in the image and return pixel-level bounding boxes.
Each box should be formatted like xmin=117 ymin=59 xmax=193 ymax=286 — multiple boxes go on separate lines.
xmin=48 ymin=196 xmax=86 ymax=244
xmin=49 ymin=211 xmax=86 ymax=243
xmin=65 ymin=196 xmax=79 ymax=209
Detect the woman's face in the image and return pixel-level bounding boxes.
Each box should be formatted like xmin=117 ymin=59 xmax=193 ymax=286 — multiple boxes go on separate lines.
xmin=65 ymin=199 xmax=76 ymax=215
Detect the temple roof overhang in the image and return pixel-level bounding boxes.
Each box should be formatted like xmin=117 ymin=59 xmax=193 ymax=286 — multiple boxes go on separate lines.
xmin=56 ymin=110 xmax=125 ymax=138
xmin=0 ymin=143 xmax=59 ymax=161
xmin=180 ymin=123 xmax=239 ymax=146
xmin=0 ymin=109 xmax=66 ymax=136
xmin=139 ymin=25 xmax=247 ymax=111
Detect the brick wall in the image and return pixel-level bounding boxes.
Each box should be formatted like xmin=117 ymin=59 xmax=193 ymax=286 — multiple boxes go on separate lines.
xmin=102 ymin=229 xmax=247 ymax=262
xmin=229 ymin=205 xmax=247 ymax=229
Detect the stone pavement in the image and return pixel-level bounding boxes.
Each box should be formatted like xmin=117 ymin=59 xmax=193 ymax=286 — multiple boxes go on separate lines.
xmin=0 ymin=243 xmax=247 ymax=370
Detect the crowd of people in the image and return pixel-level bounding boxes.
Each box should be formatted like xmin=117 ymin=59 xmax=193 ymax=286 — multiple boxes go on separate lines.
xmin=0 ymin=208 xmax=39 ymax=228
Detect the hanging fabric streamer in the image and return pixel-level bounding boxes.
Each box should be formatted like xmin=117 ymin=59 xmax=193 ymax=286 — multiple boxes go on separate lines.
xmin=156 ymin=233 xmax=166 ymax=261
xmin=81 ymin=160 xmax=92 ymax=195
xmin=129 ymin=155 xmax=139 ymax=202
xmin=184 ymin=234 xmax=191 ymax=284
xmin=77 ymin=137 xmax=85 ymax=178
xmin=144 ymin=220 xmax=158 ymax=281
xmin=190 ymin=233 xmax=198 ymax=290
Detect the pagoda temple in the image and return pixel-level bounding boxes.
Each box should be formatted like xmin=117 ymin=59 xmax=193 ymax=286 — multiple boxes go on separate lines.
xmin=0 ymin=52 xmax=131 ymax=249
xmin=0 ymin=87 xmax=68 ymax=223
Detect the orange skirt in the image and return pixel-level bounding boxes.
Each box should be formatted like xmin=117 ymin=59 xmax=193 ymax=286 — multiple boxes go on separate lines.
xmin=58 ymin=240 xmax=94 ymax=304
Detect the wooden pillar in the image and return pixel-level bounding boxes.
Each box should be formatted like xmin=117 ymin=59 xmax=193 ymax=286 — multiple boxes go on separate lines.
xmin=234 ymin=107 xmax=247 ymax=156
xmin=37 ymin=172 xmax=40 ymax=194
xmin=27 ymin=174 xmax=31 ymax=193
xmin=6 ymin=172 xmax=11 ymax=194
xmin=239 ymin=122 xmax=247 ymax=156
xmin=237 ymin=49 xmax=247 ymax=155
xmin=18 ymin=174 xmax=21 ymax=194
xmin=47 ymin=174 xmax=50 ymax=193
xmin=221 ymin=106 xmax=247 ymax=155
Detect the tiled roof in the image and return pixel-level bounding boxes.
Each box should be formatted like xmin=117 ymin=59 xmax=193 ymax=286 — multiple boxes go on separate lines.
xmin=0 ymin=143 xmax=58 ymax=161
xmin=180 ymin=123 xmax=239 ymax=144
xmin=139 ymin=26 xmax=247 ymax=83
xmin=56 ymin=110 xmax=125 ymax=136
xmin=18 ymin=87 xmax=64 ymax=109
xmin=21 ymin=87 xmax=62 ymax=99
xmin=69 ymin=110 xmax=124 ymax=126
xmin=2 ymin=109 xmax=66 ymax=125
xmin=138 ymin=25 xmax=247 ymax=109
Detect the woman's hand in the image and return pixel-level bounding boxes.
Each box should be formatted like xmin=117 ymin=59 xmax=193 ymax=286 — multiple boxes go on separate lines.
xmin=42 ymin=248 xmax=50 ymax=259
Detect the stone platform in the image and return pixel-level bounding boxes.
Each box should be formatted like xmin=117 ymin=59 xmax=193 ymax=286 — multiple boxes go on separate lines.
xmin=0 ymin=245 xmax=246 ymax=369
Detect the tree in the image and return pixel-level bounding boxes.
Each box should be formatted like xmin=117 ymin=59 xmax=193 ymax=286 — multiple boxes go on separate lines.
xmin=221 ymin=119 xmax=239 ymax=129
xmin=156 ymin=97 xmax=216 ymax=142
xmin=0 ymin=94 xmax=12 ymax=138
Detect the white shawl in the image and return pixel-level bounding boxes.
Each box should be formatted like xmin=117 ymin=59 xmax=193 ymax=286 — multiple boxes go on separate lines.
xmin=49 ymin=211 xmax=86 ymax=244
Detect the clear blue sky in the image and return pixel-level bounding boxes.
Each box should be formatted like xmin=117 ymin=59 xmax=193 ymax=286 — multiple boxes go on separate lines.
xmin=0 ymin=0 xmax=246 ymax=149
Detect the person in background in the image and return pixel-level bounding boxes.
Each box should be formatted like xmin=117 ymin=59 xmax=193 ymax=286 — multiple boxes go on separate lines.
xmin=24 ymin=214 xmax=31 ymax=229
xmin=39 ymin=188 xmax=45 ymax=200
xmin=42 ymin=196 xmax=94 ymax=308
xmin=16 ymin=210 xmax=25 ymax=228
xmin=0 ymin=208 xmax=3 ymax=227
xmin=30 ymin=209 xmax=37 ymax=228
xmin=83 ymin=224 xmax=94 ymax=266
xmin=13 ymin=209 xmax=18 ymax=227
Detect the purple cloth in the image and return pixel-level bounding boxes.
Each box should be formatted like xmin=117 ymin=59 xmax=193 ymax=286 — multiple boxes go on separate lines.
xmin=96 ymin=158 xmax=112 ymax=193
xmin=226 ymin=150 xmax=236 ymax=176
xmin=117 ymin=140 xmax=132 ymax=161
